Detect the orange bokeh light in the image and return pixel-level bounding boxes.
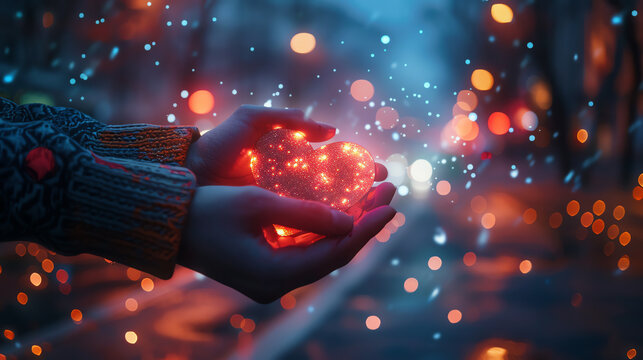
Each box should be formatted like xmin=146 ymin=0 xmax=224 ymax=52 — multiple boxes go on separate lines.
xmin=375 ymin=106 xmax=399 ymax=129
xmin=488 ymin=112 xmax=510 ymax=135
xmin=428 ymin=256 xmax=442 ymax=270
xmin=577 ymin=129 xmax=588 ymax=143
xmin=592 ymin=219 xmax=605 ymax=234
xmin=41 ymin=259 xmax=54 ymax=273
xmin=456 ymin=90 xmax=478 ymax=111
xmin=290 ymin=32 xmax=316 ymax=54
xmin=125 ymin=298 xmax=138 ymax=312
xmin=71 ymin=309 xmax=83 ymax=322
xmin=607 ymin=224 xmax=619 ymax=239
xmin=627 ymin=348 xmax=637 ymax=359
xmin=549 ymin=212 xmax=563 ymax=228
xmin=481 ymin=212 xmax=496 ymax=229
xmin=523 ymin=208 xmax=537 ymax=224
xmin=17 ymin=292 xmax=28 ymax=305
xmin=404 ymin=277 xmax=419 ymax=293
xmin=567 ymin=200 xmax=580 ymax=216
xmin=519 ymin=260 xmax=532 ymax=274
xmin=30 ymin=272 xmax=42 ymax=287
xmin=436 ymin=180 xmax=451 ymax=196
xmin=56 ymin=269 xmax=68 ymax=284
xmin=125 ymin=331 xmax=138 ymax=344
xmin=619 ymin=231 xmax=631 ymax=246
xmin=4 ymin=330 xmax=15 ymax=340
xmin=491 ymin=3 xmax=513 ymax=23
xmin=613 ymin=205 xmax=625 ymax=220
xmin=31 ymin=345 xmax=42 ymax=356
xmin=42 ymin=12 xmax=54 ymax=28
xmin=471 ymin=69 xmax=494 ymax=91
xmin=463 ymin=252 xmax=477 ymax=267
xmin=633 ymin=186 xmax=643 ymax=200
xmin=447 ymin=309 xmax=462 ymax=324
xmin=350 ymin=79 xmax=375 ymax=102
xmin=141 ymin=278 xmax=154 ymax=292
xmin=592 ymin=200 xmax=605 ymax=216
xmin=618 ymin=255 xmax=630 ymax=271
xmin=188 ymin=90 xmax=215 ymax=115
xmin=365 ymin=315 xmax=381 ymax=330
xmin=280 ymin=294 xmax=296 ymax=310
xmin=580 ymin=212 xmax=594 ymax=227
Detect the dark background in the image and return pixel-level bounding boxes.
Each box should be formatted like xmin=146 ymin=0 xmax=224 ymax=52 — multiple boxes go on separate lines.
xmin=1 ymin=0 xmax=642 ymax=359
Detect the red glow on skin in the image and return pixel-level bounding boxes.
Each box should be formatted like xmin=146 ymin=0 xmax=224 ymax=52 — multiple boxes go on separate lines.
xmin=252 ymin=129 xmax=375 ymax=247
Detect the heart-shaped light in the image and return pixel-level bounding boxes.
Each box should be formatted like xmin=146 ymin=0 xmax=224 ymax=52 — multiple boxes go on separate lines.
xmin=251 ymin=129 xmax=375 ymax=247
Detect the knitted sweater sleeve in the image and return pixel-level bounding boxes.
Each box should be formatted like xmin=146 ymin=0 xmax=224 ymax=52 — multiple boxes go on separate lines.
xmin=0 ymin=97 xmax=200 ymax=165
xmin=0 ymin=98 xmax=198 ymax=279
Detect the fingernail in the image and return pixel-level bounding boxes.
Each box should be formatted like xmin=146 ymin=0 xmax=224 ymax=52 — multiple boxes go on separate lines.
xmin=319 ymin=123 xmax=337 ymax=136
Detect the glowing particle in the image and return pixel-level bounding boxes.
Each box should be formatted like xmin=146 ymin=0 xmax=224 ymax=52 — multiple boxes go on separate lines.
xmin=141 ymin=278 xmax=154 ymax=292
xmin=409 ymin=159 xmax=432 ymax=182
xmin=125 ymin=298 xmax=138 ymax=312
xmin=491 ymin=3 xmax=513 ymax=23
xmin=42 ymin=12 xmax=54 ymax=28
xmin=366 ymin=315 xmax=381 ymax=330
xmin=577 ymin=129 xmax=588 ymax=143
xmin=463 ymin=252 xmax=477 ymax=267
xmin=591 ymin=200 xmax=605 ymax=216
xmin=71 ymin=309 xmax=83 ymax=322
xmin=434 ymin=227 xmax=447 ymax=245
xmin=447 ymin=309 xmax=462 ymax=324
xmin=456 ymin=90 xmax=478 ymax=111
xmin=618 ymin=255 xmax=630 ymax=271
xmin=167 ymin=114 xmax=176 ymax=123
xmin=488 ymin=112 xmax=510 ymax=135
xmin=627 ymin=348 xmax=637 ymax=359
xmin=428 ymin=256 xmax=442 ymax=270
xmin=280 ymin=294 xmax=296 ymax=310
xmin=613 ymin=205 xmax=625 ymax=220
xmin=549 ymin=212 xmax=563 ymax=228
xmin=580 ymin=212 xmax=594 ymax=228
xmin=4 ymin=329 xmax=14 ymax=340
xmin=290 ymin=32 xmax=316 ymax=54
xmin=56 ymin=269 xmax=68 ymax=284
xmin=375 ymin=106 xmax=399 ymax=129
xmin=126 ymin=267 xmax=141 ymax=281
xmin=125 ymin=331 xmax=138 ymax=344
xmin=31 ymin=345 xmax=42 ymax=356
xmin=567 ymin=200 xmax=580 ymax=216
xmin=471 ymin=69 xmax=494 ymax=91
xmin=380 ymin=35 xmax=390 ymax=44
xmin=350 ymin=79 xmax=375 ymax=102
xmin=523 ymin=208 xmax=537 ymax=224
xmin=240 ymin=318 xmax=256 ymax=333
xmin=180 ymin=90 xmax=189 ymax=98
xmin=634 ymin=186 xmax=643 ymax=200
xmin=30 ymin=272 xmax=42 ymax=287
xmin=481 ymin=213 xmax=496 ymax=229
xmin=436 ymin=180 xmax=451 ymax=196
xmin=619 ymin=231 xmax=631 ymax=246
xmin=230 ymin=314 xmax=243 ymax=328
xmin=592 ymin=219 xmax=605 ymax=234
xmin=188 ymin=90 xmax=215 ymax=114
xmin=519 ymin=260 xmax=532 ymax=274
xmin=17 ymin=292 xmax=28 ymax=305
xmin=404 ymin=277 xmax=419 ymax=293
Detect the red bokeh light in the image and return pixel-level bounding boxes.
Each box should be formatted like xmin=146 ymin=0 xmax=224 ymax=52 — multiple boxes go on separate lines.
xmin=188 ymin=90 xmax=215 ymax=114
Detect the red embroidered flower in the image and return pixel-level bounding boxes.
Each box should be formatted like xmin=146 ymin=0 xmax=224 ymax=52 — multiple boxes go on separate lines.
xmin=25 ymin=147 xmax=56 ymax=181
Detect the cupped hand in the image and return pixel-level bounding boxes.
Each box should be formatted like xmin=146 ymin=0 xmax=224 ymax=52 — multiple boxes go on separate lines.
xmin=185 ymin=105 xmax=387 ymax=185
xmin=178 ymin=183 xmax=396 ymax=303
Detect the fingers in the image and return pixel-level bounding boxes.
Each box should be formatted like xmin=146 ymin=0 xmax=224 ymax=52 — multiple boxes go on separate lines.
xmin=257 ymin=191 xmax=353 ymax=236
xmin=238 ymin=105 xmax=336 ymax=142
xmin=279 ymin=205 xmax=396 ymax=287
xmin=374 ymin=163 xmax=388 ymax=181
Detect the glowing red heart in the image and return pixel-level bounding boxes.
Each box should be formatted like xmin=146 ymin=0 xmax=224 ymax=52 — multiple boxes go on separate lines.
xmin=251 ymin=129 xmax=375 ymax=246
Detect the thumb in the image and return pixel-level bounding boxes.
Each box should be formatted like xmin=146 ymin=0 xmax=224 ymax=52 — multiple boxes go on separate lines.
xmin=259 ymin=192 xmax=353 ymax=236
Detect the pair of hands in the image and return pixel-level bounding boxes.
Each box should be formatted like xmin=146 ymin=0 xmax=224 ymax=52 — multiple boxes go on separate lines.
xmin=179 ymin=105 xmax=396 ymax=303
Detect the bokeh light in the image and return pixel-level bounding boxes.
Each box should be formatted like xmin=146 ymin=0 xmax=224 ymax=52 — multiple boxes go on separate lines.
xmin=30 ymin=272 xmax=42 ymax=287
xmin=31 ymin=345 xmax=42 ymax=356
xmin=71 ymin=309 xmax=83 ymax=322
xmin=409 ymin=159 xmax=433 ymax=182
xmin=290 ymin=32 xmax=316 ymax=54
xmin=404 ymin=277 xmax=419 ymax=293
xmin=567 ymin=200 xmax=580 ymax=216
xmin=375 ymin=106 xmax=399 ymax=129
xmin=125 ymin=331 xmax=138 ymax=344
xmin=350 ymin=79 xmax=375 ymax=102
xmin=188 ymin=90 xmax=215 ymax=114
xmin=436 ymin=180 xmax=451 ymax=195
xmin=463 ymin=252 xmax=477 ymax=267
xmin=471 ymin=69 xmax=494 ymax=91
xmin=141 ymin=278 xmax=154 ymax=292
xmin=592 ymin=200 xmax=605 ymax=216
xmin=619 ymin=232 xmax=631 ymax=246
xmin=549 ymin=212 xmax=563 ymax=228
xmin=365 ymin=315 xmax=381 ymax=330
xmin=481 ymin=213 xmax=496 ymax=229
xmin=447 ymin=309 xmax=462 ymax=324
xmin=491 ymin=3 xmax=514 ymax=23
xmin=522 ymin=208 xmax=537 ymax=224
xmin=520 ymin=110 xmax=538 ymax=131
xmin=125 ymin=298 xmax=138 ymax=312
xmin=577 ymin=129 xmax=588 ymax=143
xmin=428 ymin=256 xmax=442 ymax=270
xmin=488 ymin=112 xmax=511 ymax=135
xmin=519 ymin=260 xmax=532 ymax=274
xmin=456 ymin=90 xmax=478 ymax=111
xmin=280 ymin=294 xmax=296 ymax=310
xmin=613 ymin=205 xmax=625 ymax=220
